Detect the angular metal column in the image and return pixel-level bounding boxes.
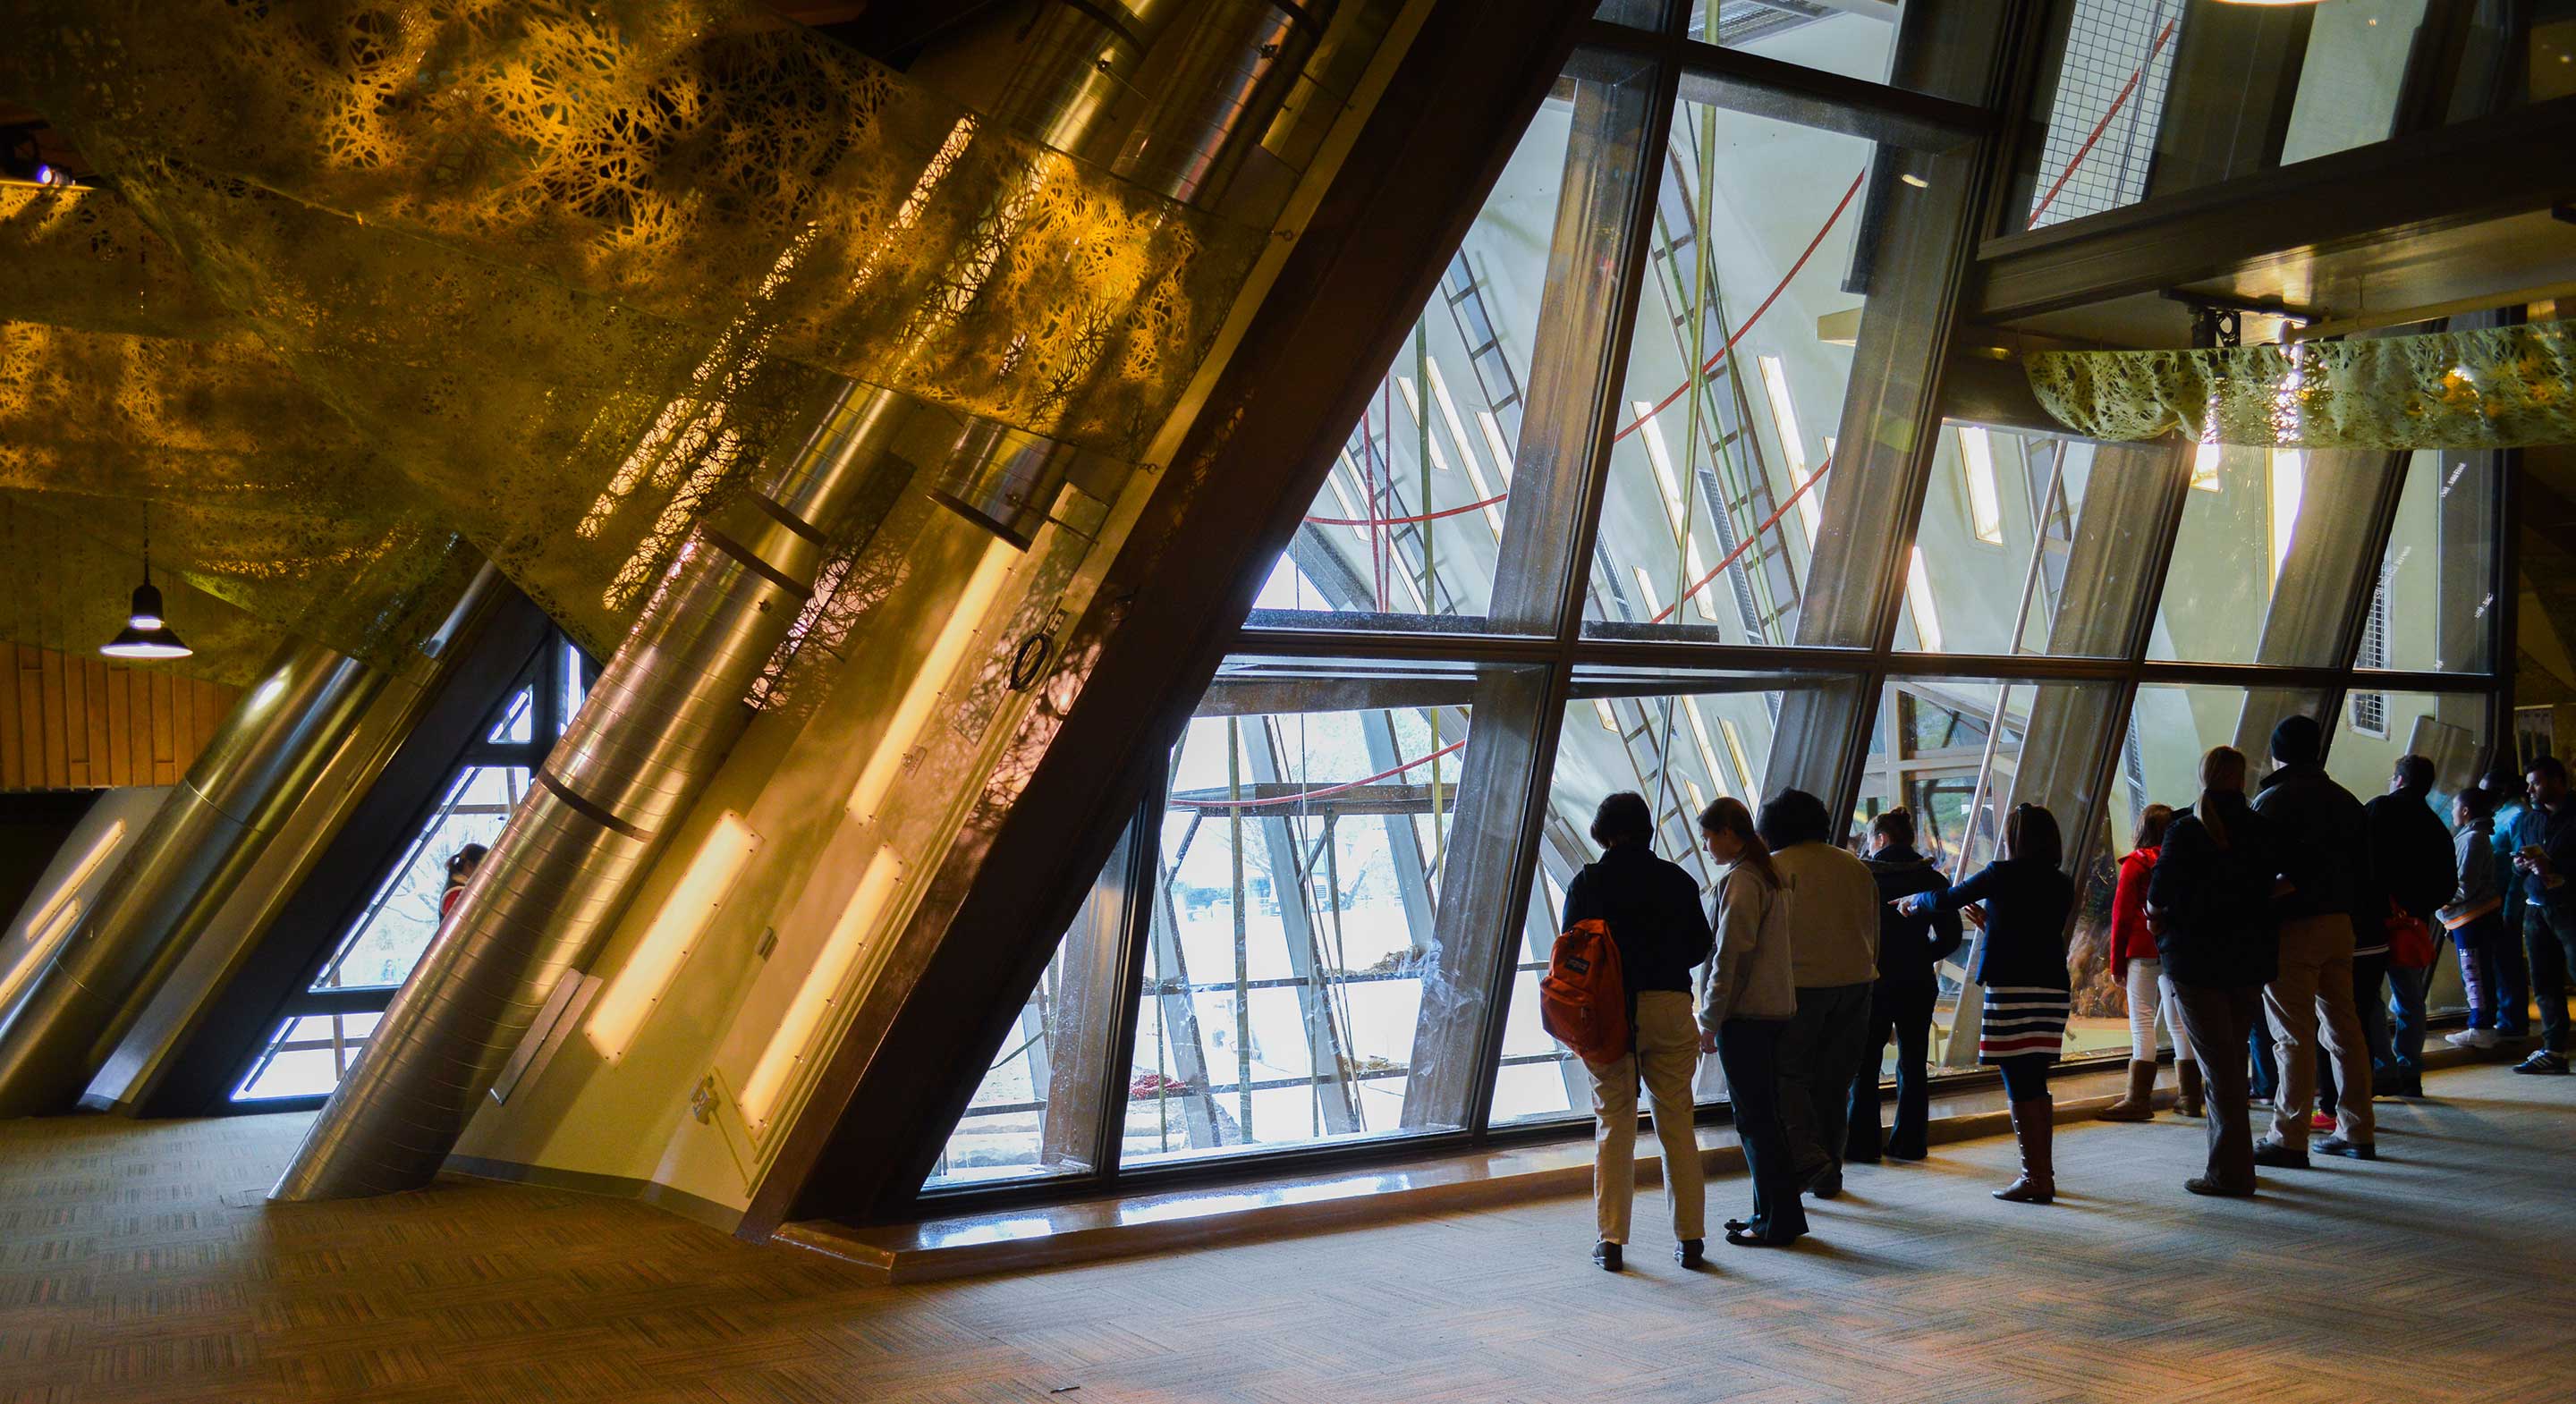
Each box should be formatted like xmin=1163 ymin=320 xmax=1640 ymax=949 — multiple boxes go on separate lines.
xmin=0 ymin=639 xmax=384 ymax=1116
xmin=272 ymin=388 xmax=907 ymax=1200
xmin=272 ymin=0 xmax=1326 ymax=1201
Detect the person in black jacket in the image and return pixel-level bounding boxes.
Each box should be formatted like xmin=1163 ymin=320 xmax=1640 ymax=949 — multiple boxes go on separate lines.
xmin=2359 ymin=755 xmax=2457 ymax=1099
xmin=1563 ymin=791 xmax=1715 ymax=1273
xmin=1847 ymin=808 xmax=1961 ymax=1165
xmin=1899 ymin=804 xmax=2073 ymax=1205
xmin=2250 ymin=715 xmax=2377 ymax=1163
xmin=2149 ymin=744 xmax=2284 ymax=1197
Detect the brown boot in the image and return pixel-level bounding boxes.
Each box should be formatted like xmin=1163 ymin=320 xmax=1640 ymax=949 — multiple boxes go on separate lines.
xmin=2099 ymin=1060 xmax=2157 ymax=1121
xmin=2179 ymin=1061 xmax=2204 ymax=1118
xmin=1994 ymin=1097 xmax=2055 ymax=1204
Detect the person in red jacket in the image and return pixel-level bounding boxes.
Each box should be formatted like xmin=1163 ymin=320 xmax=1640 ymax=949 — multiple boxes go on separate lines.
xmin=439 ymin=843 xmax=489 ymax=921
xmin=2100 ymin=807 xmax=2201 ymax=1121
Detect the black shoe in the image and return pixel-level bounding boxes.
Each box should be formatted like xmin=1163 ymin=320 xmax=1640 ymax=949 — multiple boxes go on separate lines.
xmin=1884 ymin=1144 xmax=1928 ymax=1163
xmin=2316 ymin=1136 xmax=2377 ymax=1161
xmin=2514 ymin=1050 xmax=2569 ymax=1075
xmin=2250 ymin=1138 xmax=2310 ymax=1170
xmin=1592 ymin=1241 xmax=1623 ymax=1273
xmin=2183 ymin=1175 xmax=2256 ymax=1198
xmin=1724 ymin=1218 xmax=1755 ymax=1234
xmin=1724 ymin=1228 xmax=1797 ymax=1248
xmin=1803 ymin=1166 xmax=1843 ymax=1200
xmin=1675 ymin=1239 xmax=1706 ymax=1269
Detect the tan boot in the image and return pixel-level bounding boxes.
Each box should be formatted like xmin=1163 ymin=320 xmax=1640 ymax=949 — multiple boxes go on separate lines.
xmin=2098 ymin=1060 xmax=2157 ymax=1121
xmin=2179 ymin=1061 xmax=2204 ymax=1118
xmin=1994 ymin=1097 xmax=2055 ymax=1204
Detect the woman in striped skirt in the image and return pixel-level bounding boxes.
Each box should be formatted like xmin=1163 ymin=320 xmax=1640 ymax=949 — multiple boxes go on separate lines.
xmin=1901 ymin=804 xmax=2075 ymax=1204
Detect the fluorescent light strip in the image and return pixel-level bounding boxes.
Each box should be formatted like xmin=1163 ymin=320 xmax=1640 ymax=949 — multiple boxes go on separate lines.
xmin=2269 ymin=449 xmax=2304 ymax=586
xmin=1682 ymin=698 xmax=1724 ymax=793
xmin=1326 ymin=456 xmax=1371 ymax=546
xmin=1905 ymin=545 xmax=1945 ymax=652
xmin=1757 ymin=356 xmax=1820 ymax=542
xmin=1957 ymin=426 xmax=2004 ymax=544
xmin=1631 ymin=565 xmax=1665 ymax=619
xmin=1632 ymin=402 xmax=1689 ymax=521
xmin=0 ymin=898 xmax=84 ymax=1018
xmin=847 ymin=542 xmax=1022 ymax=825
xmin=2190 ymin=442 xmax=2224 ymax=492
xmin=585 ymin=812 xmax=761 ymax=1059
xmin=739 ymin=845 xmax=905 ymax=1129
xmin=1474 ymin=411 xmax=1515 ymax=486
xmin=1394 ymin=377 xmax=1452 ymax=473
xmin=1718 ymin=719 xmax=1754 ymax=798
xmin=14 ymin=819 xmax=126 ymax=946
xmin=1428 ymin=359 xmax=1506 ymax=538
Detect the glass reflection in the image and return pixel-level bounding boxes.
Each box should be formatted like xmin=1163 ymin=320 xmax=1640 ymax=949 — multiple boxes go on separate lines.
xmin=1123 ymin=697 xmax=1473 ymax=1164
xmin=2018 ymin=1 xmax=2563 ymax=228
xmin=1585 ymin=101 xmax=1875 ymax=644
xmin=307 ymin=765 xmax=528 ymax=993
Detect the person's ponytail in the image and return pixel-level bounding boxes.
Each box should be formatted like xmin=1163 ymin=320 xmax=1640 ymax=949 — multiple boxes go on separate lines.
xmin=1699 ymin=795 xmax=1777 ymax=890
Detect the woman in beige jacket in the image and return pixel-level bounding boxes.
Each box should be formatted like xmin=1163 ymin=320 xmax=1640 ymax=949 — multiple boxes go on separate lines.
xmin=1698 ymin=797 xmax=1805 ymax=1247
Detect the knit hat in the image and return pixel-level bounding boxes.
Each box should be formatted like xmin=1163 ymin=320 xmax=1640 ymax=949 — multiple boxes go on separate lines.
xmin=2270 ymin=714 xmax=2322 ymax=765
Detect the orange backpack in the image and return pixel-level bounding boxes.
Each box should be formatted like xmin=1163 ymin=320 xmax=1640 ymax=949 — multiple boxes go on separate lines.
xmin=1539 ymin=918 xmax=1630 ymax=1066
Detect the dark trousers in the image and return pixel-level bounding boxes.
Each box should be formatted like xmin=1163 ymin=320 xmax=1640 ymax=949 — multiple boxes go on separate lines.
xmin=1778 ymin=981 xmax=1872 ymax=1182
xmin=2353 ymin=950 xmax=2393 ymax=1075
xmin=1717 ymin=1018 xmax=1807 ymax=1242
xmin=2170 ymin=981 xmax=2265 ymax=1193
xmin=2495 ymin=899 xmax=2531 ymax=1036
xmin=2249 ymin=1026 xmax=2277 ymax=1102
xmin=1848 ymin=978 xmax=1935 ymax=1162
xmin=1995 ymin=1052 xmax=2051 ymax=1102
xmin=2529 ymin=901 xmax=2576 ymax=1052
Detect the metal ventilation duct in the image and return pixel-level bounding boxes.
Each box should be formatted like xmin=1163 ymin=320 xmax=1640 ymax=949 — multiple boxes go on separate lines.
xmin=273 ymin=0 xmax=1326 ymax=1201
xmin=0 ymin=639 xmax=385 ymax=1116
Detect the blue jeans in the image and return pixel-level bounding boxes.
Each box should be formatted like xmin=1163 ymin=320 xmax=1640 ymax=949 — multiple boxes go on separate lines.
xmin=2385 ymin=960 xmax=2432 ymax=1073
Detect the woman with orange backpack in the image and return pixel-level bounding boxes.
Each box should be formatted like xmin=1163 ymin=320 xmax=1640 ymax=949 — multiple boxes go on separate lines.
xmin=1561 ymin=792 xmax=1713 ymax=1273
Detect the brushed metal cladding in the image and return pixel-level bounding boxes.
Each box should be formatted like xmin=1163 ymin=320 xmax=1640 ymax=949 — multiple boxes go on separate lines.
xmin=1114 ymin=0 xmax=1327 ymax=206
xmin=274 ymin=0 xmax=1335 ymax=1200
xmin=0 ymin=640 xmax=384 ymax=1116
xmin=927 ymin=0 xmax=1334 ymax=542
xmin=273 ymin=393 xmax=905 ymax=1201
xmin=990 ymin=0 xmax=1183 ymax=154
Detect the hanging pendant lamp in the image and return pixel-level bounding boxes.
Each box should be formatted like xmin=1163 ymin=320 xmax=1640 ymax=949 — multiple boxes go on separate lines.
xmin=100 ymin=509 xmax=191 ymax=661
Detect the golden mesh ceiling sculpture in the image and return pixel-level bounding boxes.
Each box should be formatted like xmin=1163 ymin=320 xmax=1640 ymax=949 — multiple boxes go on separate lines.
xmin=0 ymin=0 xmax=1260 ymax=681
xmin=2026 ymin=319 xmax=2576 ymax=449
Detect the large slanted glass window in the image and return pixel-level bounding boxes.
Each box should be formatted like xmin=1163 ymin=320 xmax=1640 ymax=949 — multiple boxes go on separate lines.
xmin=1124 ymin=665 xmax=1492 ymax=1165
xmin=905 ymin=3 xmax=2511 ymax=1216
xmin=233 ymin=634 xmax=594 ymax=1104
xmin=2012 ymin=1 xmax=2563 ymax=230
xmin=1253 ymin=52 xmax=1660 ymax=632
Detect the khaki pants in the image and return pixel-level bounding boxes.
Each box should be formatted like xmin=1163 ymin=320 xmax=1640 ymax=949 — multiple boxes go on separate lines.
xmin=2265 ymin=912 xmax=2375 ymax=1149
xmin=1589 ymin=990 xmax=1706 ymax=1246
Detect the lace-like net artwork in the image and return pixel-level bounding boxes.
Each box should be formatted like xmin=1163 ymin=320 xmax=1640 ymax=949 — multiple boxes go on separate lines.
xmin=2025 ymin=319 xmax=2576 ymax=449
xmin=0 ymin=0 xmax=1264 ymax=681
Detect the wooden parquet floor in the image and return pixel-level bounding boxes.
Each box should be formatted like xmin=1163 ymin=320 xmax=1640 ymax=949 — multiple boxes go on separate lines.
xmin=4 ymin=1062 xmax=2575 ymax=1403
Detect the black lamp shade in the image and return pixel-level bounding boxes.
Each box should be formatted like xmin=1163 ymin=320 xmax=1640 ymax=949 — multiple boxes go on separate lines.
xmin=101 ymin=580 xmax=192 ymax=660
